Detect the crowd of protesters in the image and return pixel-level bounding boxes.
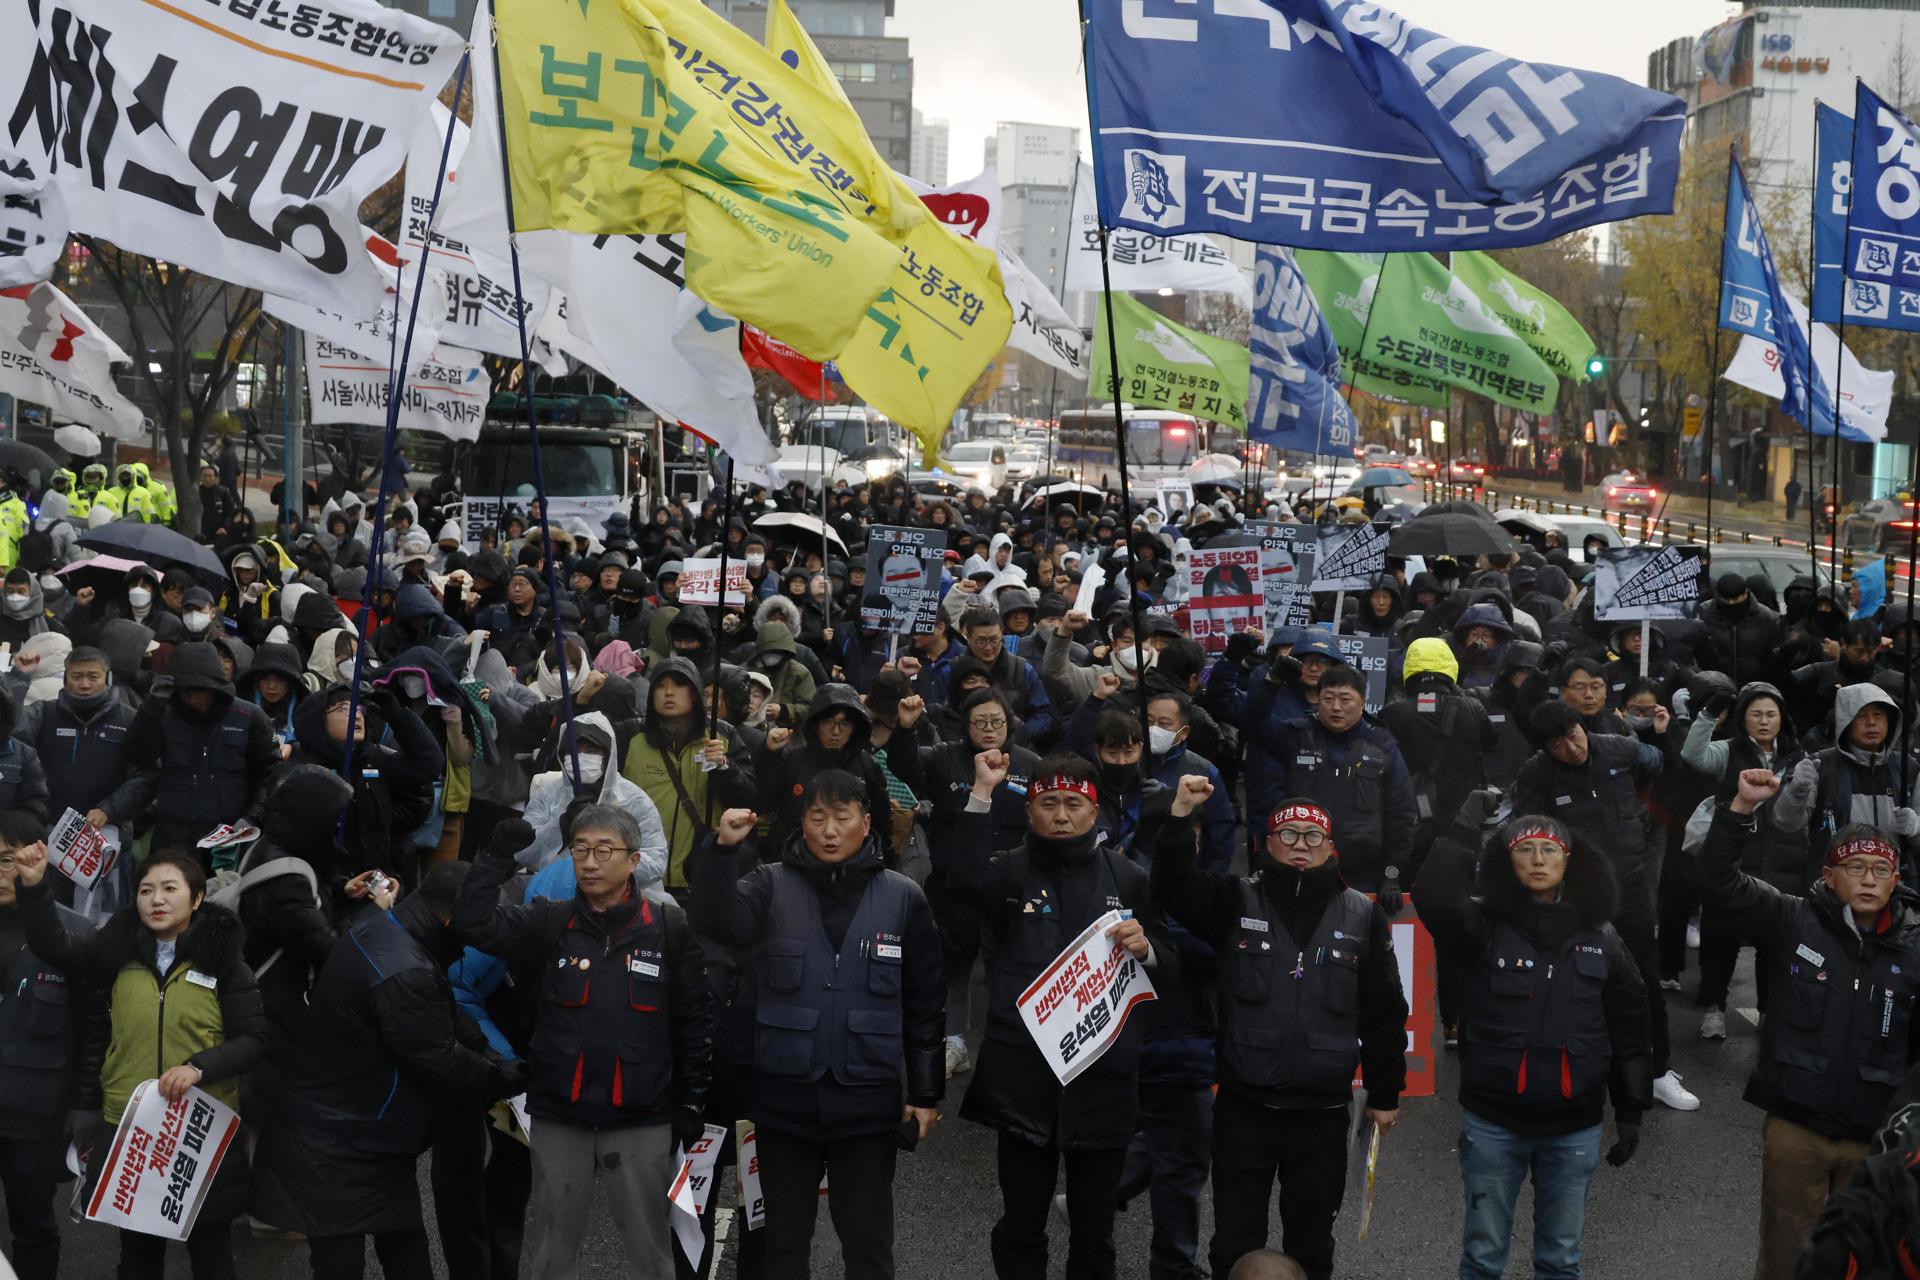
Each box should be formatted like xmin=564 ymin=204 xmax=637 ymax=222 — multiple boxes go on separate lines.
xmin=0 ymin=455 xmax=1917 ymax=1280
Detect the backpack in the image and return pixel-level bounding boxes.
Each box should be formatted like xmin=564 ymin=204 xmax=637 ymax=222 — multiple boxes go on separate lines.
xmin=205 ymin=846 xmax=323 ymax=979
xmin=15 ymin=524 xmax=54 ymax=574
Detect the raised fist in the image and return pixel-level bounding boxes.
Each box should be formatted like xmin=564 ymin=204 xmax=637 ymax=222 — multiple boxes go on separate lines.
xmin=716 ymin=809 xmax=759 ymax=847
xmin=1171 ymin=775 xmax=1214 ymax=818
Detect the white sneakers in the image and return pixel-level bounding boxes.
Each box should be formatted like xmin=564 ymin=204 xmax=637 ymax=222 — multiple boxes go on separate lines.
xmin=1701 ymin=1009 xmax=1728 ymax=1040
xmin=1686 ymin=920 xmax=1702 ymax=950
xmin=944 ymin=1036 xmax=971 ymax=1079
xmin=1659 ymin=977 xmax=1683 ymax=993
xmin=1653 ymin=1070 xmax=1700 ymax=1111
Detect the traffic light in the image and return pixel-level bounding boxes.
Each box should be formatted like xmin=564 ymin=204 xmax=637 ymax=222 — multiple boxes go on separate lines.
xmin=1586 ymin=355 xmax=1606 ymax=379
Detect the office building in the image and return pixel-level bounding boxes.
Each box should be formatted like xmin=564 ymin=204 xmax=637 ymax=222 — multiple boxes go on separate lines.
xmin=911 ymin=109 xmax=950 ymax=186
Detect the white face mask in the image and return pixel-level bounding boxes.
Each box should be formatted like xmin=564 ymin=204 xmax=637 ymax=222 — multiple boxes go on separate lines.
xmin=1148 ymin=725 xmax=1180 ymax=755
xmin=127 ymin=587 xmax=152 ymax=609
xmin=745 ymin=552 xmax=766 ymax=569
xmin=400 ymin=674 xmax=428 ymax=699
xmin=39 ymin=576 xmax=60 ymax=594
xmin=574 ymin=753 xmax=607 ymax=785
xmin=183 ymin=611 xmax=212 ymax=634
xmin=2 ymin=593 xmax=32 ymax=618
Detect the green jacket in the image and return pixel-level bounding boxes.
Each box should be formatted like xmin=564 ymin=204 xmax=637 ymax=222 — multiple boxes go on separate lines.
xmin=751 ymin=620 xmax=816 ymax=717
xmin=19 ymin=884 xmax=265 ymax=1123
xmin=621 ymin=717 xmax=757 ymax=890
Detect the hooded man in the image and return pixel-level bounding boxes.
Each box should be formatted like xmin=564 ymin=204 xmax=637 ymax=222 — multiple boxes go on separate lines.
xmin=1702 ymin=771 xmax=1920 ymax=1279
xmin=17 ymin=489 xmax=77 ymax=576
xmin=691 ymin=772 xmax=945 ymax=1280
xmin=512 ymin=710 xmax=669 ymax=880
xmin=250 ymin=863 xmax=526 ymax=1274
xmin=123 ymin=640 xmax=279 ymax=857
xmin=1699 ymin=571 xmax=1783 ymax=688
xmin=1348 ymin=573 xmax=1403 ymax=640
xmin=1789 ymin=618 xmax=1906 ymax=747
xmin=218 ymin=545 xmax=279 ymax=646
xmin=370 ymin=582 xmax=468 ymax=663
xmin=750 ymin=616 xmax=818 ymax=722
xmin=758 ymin=683 xmax=898 ymax=865
xmin=619 ymin=654 xmax=758 ymax=891
xmin=1449 ymin=603 xmax=1514 ymax=692
xmin=74 ymin=463 xmax=109 ymax=520
xmin=1153 ymin=790 xmax=1409 ymax=1280
xmin=289 ymin=682 xmax=444 ymax=885
xmin=1380 ymin=638 xmax=1497 ymax=868
xmin=1774 ymin=683 xmax=1920 ymax=871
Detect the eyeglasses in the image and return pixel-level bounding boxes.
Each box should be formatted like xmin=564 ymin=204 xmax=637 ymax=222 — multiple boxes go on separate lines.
xmin=0 ymin=854 xmax=14 ymax=870
xmin=1835 ymin=860 xmax=1898 ymax=882
xmin=1564 ymin=681 xmax=1607 ymax=695
xmin=570 ymin=842 xmax=630 ymax=864
xmin=1274 ymin=828 xmax=1328 ymax=848
xmin=968 ymin=717 xmax=1008 ymax=731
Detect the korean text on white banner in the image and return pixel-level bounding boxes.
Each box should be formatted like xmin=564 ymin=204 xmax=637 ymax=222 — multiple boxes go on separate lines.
xmin=678 ymin=558 xmax=751 ymax=609
xmin=735 ymin=1121 xmax=765 ymax=1230
xmin=7 ymin=0 xmax=464 ymax=313
xmin=1017 ymin=909 xmax=1157 ymax=1086
xmin=1312 ymin=523 xmax=1391 ymax=591
xmin=1333 ymin=634 xmax=1392 ymax=714
xmin=49 ymin=806 xmax=116 ymax=891
xmin=305 ymin=336 xmax=487 ymax=441
xmin=86 ymin=1081 xmax=241 ymax=1241
xmin=1065 ymin=165 xmax=1250 ymax=300
xmin=1186 ymin=546 xmax=1263 ymax=654
xmin=668 ymin=1123 xmax=729 ymax=1267
xmin=1591 ymin=545 xmax=1704 ymax=621
xmin=0 ymin=283 xmax=143 ymax=438
xmin=460 ymin=496 xmax=625 ymax=549
xmin=1247 ymin=523 xmax=1318 ymax=633
xmin=862 ymin=526 xmax=948 ymax=635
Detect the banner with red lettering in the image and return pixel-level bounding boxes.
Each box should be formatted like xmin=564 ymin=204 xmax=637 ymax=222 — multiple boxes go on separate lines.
xmin=1016 ymin=909 xmax=1157 ymax=1085
xmin=1186 ymin=545 xmax=1263 ymax=653
xmin=87 ymin=1081 xmax=240 ymax=1241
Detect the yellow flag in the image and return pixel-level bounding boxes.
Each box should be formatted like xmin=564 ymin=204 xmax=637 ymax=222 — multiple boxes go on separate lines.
xmin=494 ymin=0 xmax=917 ymax=355
xmin=763 ymin=0 xmax=1012 ymax=453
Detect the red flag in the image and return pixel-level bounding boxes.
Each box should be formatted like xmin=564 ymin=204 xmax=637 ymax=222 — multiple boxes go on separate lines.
xmin=740 ymin=325 xmax=843 ymax=402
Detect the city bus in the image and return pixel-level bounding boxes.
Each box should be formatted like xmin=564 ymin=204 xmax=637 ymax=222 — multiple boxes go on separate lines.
xmin=1053 ymin=407 xmax=1239 ymax=490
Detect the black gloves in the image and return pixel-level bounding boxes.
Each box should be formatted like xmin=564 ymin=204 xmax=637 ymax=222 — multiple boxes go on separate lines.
xmin=1701 ymin=689 xmax=1736 ymax=719
xmin=1456 ymin=788 xmax=1503 ymax=834
xmin=1542 ymin=641 xmax=1570 ymax=670
xmin=1269 ymin=652 xmax=1303 ymax=685
xmin=1606 ymin=1119 xmax=1642 ymax=1167
xmin=1224 ymin=631 xmax=1262 ymax=666
xmin=480 ymin=818 xmax=536 ymax=865
xmin=672 ymin=1109 xmax=709 ymax=1151
xmin=69 ymin=1108 xmax=102 ymax=1158
xmin=1376 ymin=869 xmax=1404 ymax=918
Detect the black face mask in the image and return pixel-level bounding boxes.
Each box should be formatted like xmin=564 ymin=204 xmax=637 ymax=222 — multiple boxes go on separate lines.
xmin=1098 ymin=760 xmax=1139 ymax=792
xmin=65 ymin=687 xmax=112 ymax=714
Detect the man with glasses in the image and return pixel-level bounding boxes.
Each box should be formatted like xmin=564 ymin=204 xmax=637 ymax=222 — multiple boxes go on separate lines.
xmin=1700 ymin=770 xmax=1920 ymax=1278
xmin=453 ymin=806 xmax=713 ymax=1280
xmin=1553 ymin=657 xmax=1628 ymax=734
xmin=1150 ymin=786 xmax=1407 ymax=1280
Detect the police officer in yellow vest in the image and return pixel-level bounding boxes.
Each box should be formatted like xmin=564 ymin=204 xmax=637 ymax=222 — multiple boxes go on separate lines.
xmin=74 ymin=463 xmax=109 ymax=520
xmin=132 ymin=462 xmax=172 ymax=526
xmin=106 ymin=464 xmax=153 ymax=522
xmin=0 ymin=476 xmax=29 ymax=572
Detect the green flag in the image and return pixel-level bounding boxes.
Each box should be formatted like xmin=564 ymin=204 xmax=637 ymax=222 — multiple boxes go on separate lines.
xmin=1296 ymin=251 xmax=1561 ymax=414
xmin=1452 ymin=252 xmax=1598 ymax=382
xmin=1091 ymin=292 xmax=1250 ymax=427
xmin=1293 ymin=251 xmax=1448 ymax=409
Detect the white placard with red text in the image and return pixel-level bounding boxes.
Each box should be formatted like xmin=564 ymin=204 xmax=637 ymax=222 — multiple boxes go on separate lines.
xmin=1186 ymin=546 xmax=1263 ymax=653
xmin=668 ymin=1123 xmax=729 ymax=1266
xmin=49 ymin=807 xmax=116 ymax=891
xmin=1016 ymin=909 xmax=1158 ymax=1085
xmin=86 ymin=1082 xmax=240 ymax=1241
xmin=678 ymin=557 xmax=751 ymax=608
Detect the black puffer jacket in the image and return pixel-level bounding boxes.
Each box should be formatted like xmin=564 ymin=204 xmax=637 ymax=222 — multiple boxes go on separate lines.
xmin=1415 ymin=816 xmax=1651 ymax=1138
xmin=125 ymin=642 xmax=279 ymax=844
xmin=1698 ymin=594 xmax=1783 ymax=687
xmin=756 ymin=683 xmax=897 ymax=864
xmin=289 ymin=687 xmax=443 ymax=884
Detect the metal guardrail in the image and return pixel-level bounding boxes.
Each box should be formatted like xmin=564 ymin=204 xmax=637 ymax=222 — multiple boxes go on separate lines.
xmin=1419 ymin=479 xmax=1865 ymax=575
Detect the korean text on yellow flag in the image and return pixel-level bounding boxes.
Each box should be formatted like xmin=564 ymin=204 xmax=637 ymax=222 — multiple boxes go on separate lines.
xmin=763 ymin=0 xmax=1011 ymax=447
xmin=494 ymin=0 xmax=906 ymax=356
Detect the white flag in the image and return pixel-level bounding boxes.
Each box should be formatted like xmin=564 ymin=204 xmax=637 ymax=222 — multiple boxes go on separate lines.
xmin=263 ymin=235 xmax=442 ymax=383
xmin=1002 ymin=250 xmax=1089 ymax=378
xmin=1723 ymin=292 xmax=1891 ymax=442
xmin=306 ymin=334 xmax=487 ymax=441
xmin=906 ymin=167 xmax=1004 ymax=248
xmin=7 ymin=0 xmax=463 ymax=312
xmin=0 ymin=281 xmax=142 ymax=437
xmin=1065 ymin=164 xmax=1249 ymax=301
xmin=0 ymin=154 xmax=65 ymax=287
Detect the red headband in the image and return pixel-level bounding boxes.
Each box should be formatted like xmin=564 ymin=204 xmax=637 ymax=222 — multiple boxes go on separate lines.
xmin=1269 ymin=803 xmax=1331 ymax=835
xmin=1507 ymin=823 xmax=1570 ymax=855
xmin=1033 ymin=775 xmax=1097 ymax=802
xmin=1829 ymin=836 xmax=1900 ymax=869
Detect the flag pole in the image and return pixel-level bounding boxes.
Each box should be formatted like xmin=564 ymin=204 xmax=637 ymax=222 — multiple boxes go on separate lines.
xmin=820 ymin=364 xmax=832 ymax=672
xmin=1704 ymin=146 xmax=1738 ymax=552
xmin=485 ymin=0 xmax=582 ymax=780
xmin=1335 ymin=257 xmax=1385 ymax=515
xmin=336 ymin=49 xmax=470 ymax=832
xmin=1808 ymin=99 xmax=1825 ymax=587
xmin=1078 ymin=0 xmax=1152 ymax=763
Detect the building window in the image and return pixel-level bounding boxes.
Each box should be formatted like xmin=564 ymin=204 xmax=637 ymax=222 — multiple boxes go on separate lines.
xmin=890 ymin=101 xmax=909 ymax=124
xmin=829 ymin=60 xmax=878 ymax=82
xmin=428 ymin=0 xmax=455 ymax=13
xmin=891 ymin=61 xmax=911 ymax=83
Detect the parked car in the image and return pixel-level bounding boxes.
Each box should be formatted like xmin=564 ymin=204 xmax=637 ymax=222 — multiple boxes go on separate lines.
xmin=1703 ymin=544 xmax=1834 ymax=597
xmin=1492 ymin=509 xmax=1630 ymax=561
xmin=1842 ymin=496 xmax=1920 ymax=553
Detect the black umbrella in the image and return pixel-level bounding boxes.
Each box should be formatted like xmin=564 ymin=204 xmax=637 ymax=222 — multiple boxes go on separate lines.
xmin=0 ymin=440 xmax=57 ymax=486
xmin=1420 ymin=499 xmax=1499 ymax=519
xmin=1388 ymin=511 xmax=1521 ymax=557
xmin=79 ymin=520 xmax=229 ymax=586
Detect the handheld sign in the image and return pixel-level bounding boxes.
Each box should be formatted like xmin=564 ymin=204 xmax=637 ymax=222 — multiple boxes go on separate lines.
xmin=49 ymin=807 xmax=117 ymax=891
xmin=678 ymin=558 xmax=751 ymax=608
xmin=1333 ymin=635 xmax=1391 ymax=715
xmin=1186 ymin=546 xmax=1262 ymax=653
xmin=1592 ymin=545 xmax=1703 ymax=621
xmin=1312 ymin=523 xmax=1390 ymax=592
xmin=1247 ymin=522 xmax=1317 ymax=634
xmin=1017 ymin=909 xmax=1157 ymax=1085
xmin=668 ymin=1123 xmax=730 ymax=1267
xmin=87 ymin=1082 xmax=241 ymax=1241
xmin=861 ymin=526 xmax=948 ymax=635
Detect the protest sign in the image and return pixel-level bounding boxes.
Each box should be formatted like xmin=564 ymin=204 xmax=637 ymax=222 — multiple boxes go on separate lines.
xmin=49 ymin=807 xmax=115 ymax=891
xmin=306 ymin=336 xmax=488 ymax=441
xmin=1186 ymin=546 xmax=1262 ymax=653
xmin=1017 ymin=909 xmax=1157 ymax=1086
xmin=87 ymin=1082 xmax=240 ymax=1241
xmin=678 ymin=558 xmax=751 ymax=609
xmin=736 ymin=1121 xmax=765 ymax=1231
xmin=668 ymin=1123 xmax=730 ymax=1267
xmin=861 ymin=526 xmax=947 ymax=635
xmin=1247 ymin=523 xmax=1317 ymax=634
xmin=1312 ymin=523 xmax=1391 ymax=592
xmin=1592 ymin=546 xmax=1703 ymax=621
xmin=1333 ymin=635 xmax=1391 ymax=715
xmin=460 ymin=495 xmax=625 ymax=549
xmin=1156 ymin=480 xmax=1194 ymax=519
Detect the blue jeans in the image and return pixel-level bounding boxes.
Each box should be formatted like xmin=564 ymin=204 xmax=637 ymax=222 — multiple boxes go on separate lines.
xmin=1116 ymin=1082 xmax=1212 ymax=1280
xmin=1457 ymin=1112 xmax=1602 ymax=1280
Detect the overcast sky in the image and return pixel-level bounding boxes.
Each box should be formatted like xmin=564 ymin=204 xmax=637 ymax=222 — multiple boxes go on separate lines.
xmin=892 ymin=0 xmax=1743 ymax=179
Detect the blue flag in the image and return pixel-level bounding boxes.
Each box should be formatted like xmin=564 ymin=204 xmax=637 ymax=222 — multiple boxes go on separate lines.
xmin=1247 ymin=245 xmax=1357 ymax=456
xmin=1085 ymin=0 xmax=1685 ymax=250
xmin=1811 ymin=104 xmax=1853 ymax=325
xmin=1844 ymin=82 xmax=1920 ymax=331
